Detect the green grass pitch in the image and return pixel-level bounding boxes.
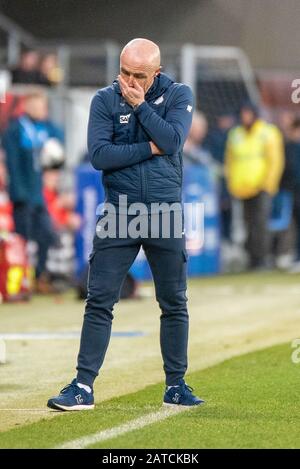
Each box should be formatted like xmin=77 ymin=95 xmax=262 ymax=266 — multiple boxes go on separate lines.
xmin=0 ymin=272 xmax=300 ymax=448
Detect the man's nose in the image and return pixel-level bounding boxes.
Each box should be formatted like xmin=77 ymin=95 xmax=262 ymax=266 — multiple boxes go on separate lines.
xmin=128 ymin=75 xmax=134 ymax=86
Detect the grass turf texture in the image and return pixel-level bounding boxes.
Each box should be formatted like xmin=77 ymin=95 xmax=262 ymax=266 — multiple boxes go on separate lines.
xmin=1 ymin=271 xmax=300 ymax=447
xmin=0 ymin=342 xmax=299 ymax=448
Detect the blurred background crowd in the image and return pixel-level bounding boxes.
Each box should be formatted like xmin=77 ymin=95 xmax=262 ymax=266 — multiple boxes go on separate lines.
xmin=1 ymin=0 xmax=300 ymax=301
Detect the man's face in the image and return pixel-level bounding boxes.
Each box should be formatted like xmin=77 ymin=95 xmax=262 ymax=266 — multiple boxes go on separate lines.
xmin=21 ymin=51 xmax=39 ymax=71
xmin=217 ymin=115 xmax=235 ymax=131
xmin=43 ymin=169 xmax=60 ymax=190
xmin=120 ymin=57 xmax=160 ymax=93
xmin=25 ymin=97 xmax=48 ymax=121
xmin=241 ymin=108 xmax=256 ymax=128
xmin=189 ymin=117 xmax=207 ymax=144
xmin=291 ymin=127 xmax=300 ymax=142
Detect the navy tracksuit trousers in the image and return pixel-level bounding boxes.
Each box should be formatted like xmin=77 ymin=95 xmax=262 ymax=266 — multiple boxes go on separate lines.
xmin=76 ymin=211 xmax=189 ymax=387
xmin=13 ymin=203 xmax=58 ymax=278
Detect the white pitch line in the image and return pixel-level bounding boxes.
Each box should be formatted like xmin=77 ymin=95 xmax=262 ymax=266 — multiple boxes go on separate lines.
xmin=0 ymin=409 xmax=49 ymax=412
xmin=0 ymin=331 xmax=145 ymax=340
xmin=55 ymin=406 xmax=190 ymax=449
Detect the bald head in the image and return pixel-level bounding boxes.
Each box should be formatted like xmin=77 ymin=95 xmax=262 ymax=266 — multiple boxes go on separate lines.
xmin=120 ymin=38 xmax=161 ymax=93
xmin=121 ymin=38 xmax=160 ymax=69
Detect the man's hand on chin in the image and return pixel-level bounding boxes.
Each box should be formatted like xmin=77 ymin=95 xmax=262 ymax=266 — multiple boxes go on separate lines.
xmin=118 ymin=75 xmax=145 ymax=108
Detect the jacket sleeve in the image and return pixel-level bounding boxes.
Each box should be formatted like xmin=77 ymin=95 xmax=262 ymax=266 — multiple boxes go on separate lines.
xmin=2 ymin=124 xmax=25 ymax=201
xmin=133 ymin=84 xmax=194 ymax=155
xmin=224 ymin=129 xmax=233 ymax=181
xmin=88 ymin=92 xmax=152 ymax=171
xmin=263 ymin=126 xmax=285 ymax=195
xmin=48 ymin=122 xmax=65 ymax=143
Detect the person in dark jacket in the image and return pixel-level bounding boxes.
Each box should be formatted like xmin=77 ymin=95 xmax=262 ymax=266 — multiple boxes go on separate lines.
xmin=205 ymin=113 xmax=235 ymax=241
xmin=2 ymin=91 xmax=62 ymax=290
xmin=48 ymin=38 xmax=204 ymax=411
xmin=281 ymin=118 xmax=300 ymax=270
xmin=11 ymin=50 xmax=42 ymax=85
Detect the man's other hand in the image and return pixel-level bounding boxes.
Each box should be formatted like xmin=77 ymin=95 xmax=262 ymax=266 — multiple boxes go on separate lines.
xmin=149 ymin=141 xmax=164 ymax=155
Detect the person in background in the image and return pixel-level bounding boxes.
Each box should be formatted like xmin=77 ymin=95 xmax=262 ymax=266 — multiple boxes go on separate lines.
xmin=277 ymin=110 xmax=296 ymax=140
xmin=43 ymin=165 xmax=81 ymax=290
xmin=11 ymin=50 xmax=42 ymax=85
xmin=205 ymin=113 xmax=235 ymax=165
xmin=2 ymin=91 xmax=63 ymax=292
xmin=0 ymin=151 xmax=14 ymax=233
xmin=281 ymin=118 xmax=300 ymax=272
xmin=39 ymin=53 xmax=63 ymax=87
xmin=43 ymin=167 xmax=81 ymax=233
xmin=225 ymin=102 xmax=284 ymax=270
xmin=183 ymin=111 xmax=214 ymax=167
xmin=205 ymin=112 xmax=235 ymax=241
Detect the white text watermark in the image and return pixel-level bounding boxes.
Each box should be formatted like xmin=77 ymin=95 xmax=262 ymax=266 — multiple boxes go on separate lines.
xmin=95 ymin=196 xmax=204 ymax=242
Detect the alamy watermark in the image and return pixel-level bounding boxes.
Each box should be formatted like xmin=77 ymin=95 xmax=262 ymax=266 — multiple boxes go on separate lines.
xmin=0 ymin=71 xmax=9 ymax=104
xmin=291 ymin=338 xmax=300 ymax=364
xmin=95 ymin=195 xmax=204 ymax=243
xmin=291 ymin=79 xmax=300 ymax=104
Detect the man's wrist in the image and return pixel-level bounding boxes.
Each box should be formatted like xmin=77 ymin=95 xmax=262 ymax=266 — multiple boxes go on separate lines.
xmin=133 ymin=100 xmax=145 ymax=111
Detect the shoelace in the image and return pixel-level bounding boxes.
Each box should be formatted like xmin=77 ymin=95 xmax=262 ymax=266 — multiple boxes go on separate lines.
xmin=60 ymin=382 xmax=78 ymax=394
xmin=166 ymin=383 xmax=195 ymax=396
xmin=182 ymin=384 xmax=195 ymax=396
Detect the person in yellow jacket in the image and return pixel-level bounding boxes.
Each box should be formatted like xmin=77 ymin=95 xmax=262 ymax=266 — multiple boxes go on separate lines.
xmin=225 ymin=102 xmax=284 ymax=269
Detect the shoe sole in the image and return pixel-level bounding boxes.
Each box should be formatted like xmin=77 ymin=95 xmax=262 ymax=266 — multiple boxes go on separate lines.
xmin=162 ymin=401 xmax=205 ymax=408
xmin=47 ymin=401 xmax=94 ymax=411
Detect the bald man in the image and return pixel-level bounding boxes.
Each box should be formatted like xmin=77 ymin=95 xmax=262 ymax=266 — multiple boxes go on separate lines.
xmin=48 ymin=38 xmax=204 ymax=411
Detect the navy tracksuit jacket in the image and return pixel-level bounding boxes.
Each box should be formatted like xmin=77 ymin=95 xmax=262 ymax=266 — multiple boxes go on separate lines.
xmin=77 ymin=73 xmax=194 ymax=386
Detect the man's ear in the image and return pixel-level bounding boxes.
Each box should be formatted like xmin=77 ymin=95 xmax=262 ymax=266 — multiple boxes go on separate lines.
xmin=155 ymin=66 xmax=162 ymax=77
